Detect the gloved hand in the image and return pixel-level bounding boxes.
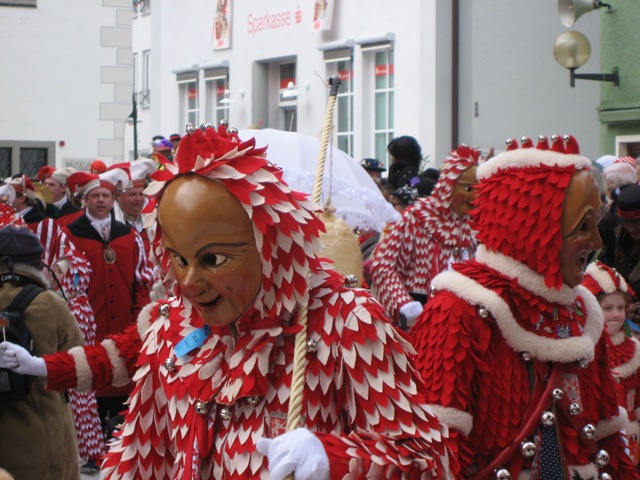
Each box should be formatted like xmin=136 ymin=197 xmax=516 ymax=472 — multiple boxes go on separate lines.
xmin=255 ymin=428 xmax=330 ymax=480
xmin=0 ymin=342 xmax=47 ymax=377
xmin=400 ymin=300 xmax=424 ymax=327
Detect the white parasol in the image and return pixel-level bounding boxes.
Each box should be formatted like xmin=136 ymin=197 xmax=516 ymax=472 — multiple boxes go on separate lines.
xmin=238 ymin=128 xmax=399 ymax=232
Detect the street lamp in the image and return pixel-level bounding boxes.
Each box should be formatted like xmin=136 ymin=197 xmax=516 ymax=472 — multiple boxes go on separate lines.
xmin=552 ymin=31 xmax=619 ymax=87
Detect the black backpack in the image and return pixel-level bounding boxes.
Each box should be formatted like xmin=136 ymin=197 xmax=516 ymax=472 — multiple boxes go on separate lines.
xmin=0 ymin=283 xmax=44 ymax=401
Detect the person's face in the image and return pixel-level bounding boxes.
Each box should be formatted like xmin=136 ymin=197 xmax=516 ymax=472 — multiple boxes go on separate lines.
xmin=84 ymin=187 xmax=114 ymax=219
xmin=389 ymin=195 xmax=408 ymax=213
xmin=622 ymin=217 xmax=640 ymax=241
xmin=158 ymin=175 xmax=262 ymax=327
xmin=44 ymin=178 xmax=66 ymax=202
xmin=600 ymin=292 xmax=627 ymax=336
xmin=450 ymin=166 xmax=478 ymax=216
xmin=560 ymin=171 xmax=603 ymax=288
xmin=116 ymin=186 xmax=146 ymax=217
xmin=366 ymin=170 xmax=382 ymax=181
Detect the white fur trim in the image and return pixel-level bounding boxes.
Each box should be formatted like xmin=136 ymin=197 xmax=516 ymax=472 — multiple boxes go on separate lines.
xmin=427 ymin=404 xmax=473 ymax=437
xmin=476 ymin=246 xmax=576 ymax=304
xmin=69 ymin=346 xmax=93 ymax=393
xmin=103 ymin=338 xmax=130 ymax=387
xmin=568 ymin=463 xmax=599 ymax=480
xmin=431 ymin=270 xmax=602 ymax=363
xmin=585 ymin=261 xmax=628 ymax=294
xmin=136 ymin=301 xmax=154 ymax=338
xmin=477 ymin=148 xmax=591 ymax=180
xmin=614 ymin=338 xmax=640 ymax=379
xmin=596 ymin=407 xmax=628 ymax=439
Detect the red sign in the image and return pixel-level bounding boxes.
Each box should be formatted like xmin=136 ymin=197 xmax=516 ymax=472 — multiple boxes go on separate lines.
xmin=375 ymin=64 xmax=395 ymax=77
xmin=280 ymin=77 xmax=295 ymax=89
xmin=338 ymin=69 xmax=352 ymax=81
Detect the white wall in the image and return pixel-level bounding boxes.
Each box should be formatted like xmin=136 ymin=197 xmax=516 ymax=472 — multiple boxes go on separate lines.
xmin=0 ymin=0 xmax=132 ymax=169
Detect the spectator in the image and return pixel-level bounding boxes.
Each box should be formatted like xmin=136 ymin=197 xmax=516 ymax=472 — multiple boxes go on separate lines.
xmin=387 ymin=135 xmax=422 ymax=190
xmin=0 ymin=225 xmax=83 ymax=479
xmin=169 ymin=133 xmax=182 ymax=151
xmin=63 ymin=168 xmax=153 ymax=439
xmin=389 ymin=185 xmax=418 ymax=214
xmin=39 ymin=166 xmax=82 ymax=225
xmin=359 ymin=158 xmax=386 ymax=185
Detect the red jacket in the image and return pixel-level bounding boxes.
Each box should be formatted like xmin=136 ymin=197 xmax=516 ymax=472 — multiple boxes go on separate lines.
xmin=63 ymin=214 xmax=152 ymax=396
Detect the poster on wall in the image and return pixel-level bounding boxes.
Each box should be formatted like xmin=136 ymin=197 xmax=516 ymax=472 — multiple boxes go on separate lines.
xmin=312 ymin=0 xmax=335 ymax=32
xmin=213 ymin=0 xmax=231 ymax=50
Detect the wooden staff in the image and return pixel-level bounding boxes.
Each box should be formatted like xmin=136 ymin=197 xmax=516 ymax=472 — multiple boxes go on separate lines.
xmin=284 ymin=77 xmax=341 ymax=479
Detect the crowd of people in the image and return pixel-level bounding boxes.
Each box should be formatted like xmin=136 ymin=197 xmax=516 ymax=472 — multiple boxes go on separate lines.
xmin=0 ymin=125 xmax=639 ymax=479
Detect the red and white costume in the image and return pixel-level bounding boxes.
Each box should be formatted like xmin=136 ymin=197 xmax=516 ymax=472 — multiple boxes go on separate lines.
xmin=41 ymin=125 xmax=455 ymax=479
xmin=55 ymin=249 xmax=107 ymax=463
xmin=583 ymin=261 xmax=640 ymax=465
xmin=370 ymin=146 xmax=478 ymax=323
xmin=411 ymin=136 xmax=639 ymax=479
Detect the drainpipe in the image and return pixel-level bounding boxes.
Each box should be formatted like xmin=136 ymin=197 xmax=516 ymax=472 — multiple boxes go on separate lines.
xmin=451 ymin=0 xmax=459 ymax=149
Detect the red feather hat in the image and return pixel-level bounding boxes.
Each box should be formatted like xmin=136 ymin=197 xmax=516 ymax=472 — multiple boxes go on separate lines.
xmin=471 ymin=134 xmax=593 ymax=290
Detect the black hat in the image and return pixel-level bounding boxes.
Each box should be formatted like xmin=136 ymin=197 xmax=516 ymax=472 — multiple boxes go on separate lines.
xmin=360 ymin=158 xmax=386 ymax=172
xmin=0 ymin=225 xmax=43 ymax=270
xmin=618 ymin=184 xmax=640 ymax=221
xmin=387 ymin=136 xmax=422 ymax=168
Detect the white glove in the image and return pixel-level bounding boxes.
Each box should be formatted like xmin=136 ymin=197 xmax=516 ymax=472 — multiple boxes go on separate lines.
xmin=255 ymin=428 xmax=330 ymax=480
xmin=400 ymin=300 xmax=424 ymax=326
xmin=0 ymin=342 xmax=47 ymax=377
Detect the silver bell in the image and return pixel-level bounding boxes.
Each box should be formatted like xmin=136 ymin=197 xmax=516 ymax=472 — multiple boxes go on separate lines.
xmin=185 ymin=123 xmax=195 ymax=134
xmin=163 ymin=356 xmax=176 ymax=372
xmin=159 ymin=304 xmax=170 ymax=317
xmin=578 ymin=359 xmax=590 ymax=368
xmin=541 ymin=411 xmax=556 ymax=426
xmin=228 ymin=127 xmax=238 ymax=135
xmin=195 ymin=400 xmax=210 ymax=416
xmin=306 ymin=338 xmax=318 ymax=353
xmin=594 ymin=450 xmax=610 ymax=468
xmin=219 ymin=406 xmax=233 ymax=420
xmin=520 ymin=441 xmax=537 ymax=458
xmin=218 ymin=119 xmax=229 ymax=127
xmin=521 ymin=352 xmax=532 ymax=362
xmin=568 ymin=402 xmax=582 ymax=415
xmin=582 ymin=424 xmax=596 ymax=439
xmin=344 ymin=274 xmax=358 ymax=288
xmin=600 ymin=473 xmax=612 ymax=480
xmin=247 ymin=396 xmax=260 ymax=405
xmin=495 ymin=469 xmax=512 ymax=480
xmin=478 ymin=306 xmax=489 ymax=318
xmin=552 ymin=388 xmax=564 ymax=401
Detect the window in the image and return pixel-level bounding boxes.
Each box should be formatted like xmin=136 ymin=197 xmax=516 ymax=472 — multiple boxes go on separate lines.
xmin=279 ymin=62 xmax=297 ymax=132
xmin=204 ymin=68 xmax=229 ymax=125
xmin=140 ymin=50 xmax=150 ymax=107
xmin=177 ymin=72 xmax=199 ymax=127
xmin=372 ymin=49 xmax=394 ymax=167
xmin=325 ymin=48 xmax=354 ymax=156
xmin=0 ymin=142 xmax=54 ymax=178
xmin=133 ymin=0 xmax=150 ymax=14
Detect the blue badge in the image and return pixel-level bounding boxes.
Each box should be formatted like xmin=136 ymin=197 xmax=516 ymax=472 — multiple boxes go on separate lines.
xmin=174 ymin=325 xmax=212 ymax=358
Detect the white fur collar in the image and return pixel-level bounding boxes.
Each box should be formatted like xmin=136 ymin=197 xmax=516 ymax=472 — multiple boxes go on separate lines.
xmin=613 ymin=337 xmax=640 ymax=380
xmin=431 ymin=270 xmax=603 ymax=363
xmin=475 ymin=246 xmax=576 ymax=305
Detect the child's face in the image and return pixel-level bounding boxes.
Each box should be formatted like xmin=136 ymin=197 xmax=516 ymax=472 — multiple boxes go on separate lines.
xmin=601 ymin=292 xmax=627 ymax=336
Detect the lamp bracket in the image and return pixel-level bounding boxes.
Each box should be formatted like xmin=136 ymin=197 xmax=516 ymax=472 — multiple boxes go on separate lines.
xmin=569 ymin=67 xmax=619 ymax=87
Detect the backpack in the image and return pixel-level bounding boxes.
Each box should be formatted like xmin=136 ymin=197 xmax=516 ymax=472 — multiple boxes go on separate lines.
xmin=0 ymin=283 xmax=44 ymax=401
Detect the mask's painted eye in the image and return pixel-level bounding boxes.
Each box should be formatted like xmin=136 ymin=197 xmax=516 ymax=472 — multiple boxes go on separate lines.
xmin=202 ymin=252 xmax=228 ymax=268
xmin=172 ymin=254 xmax=187 ymax=268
